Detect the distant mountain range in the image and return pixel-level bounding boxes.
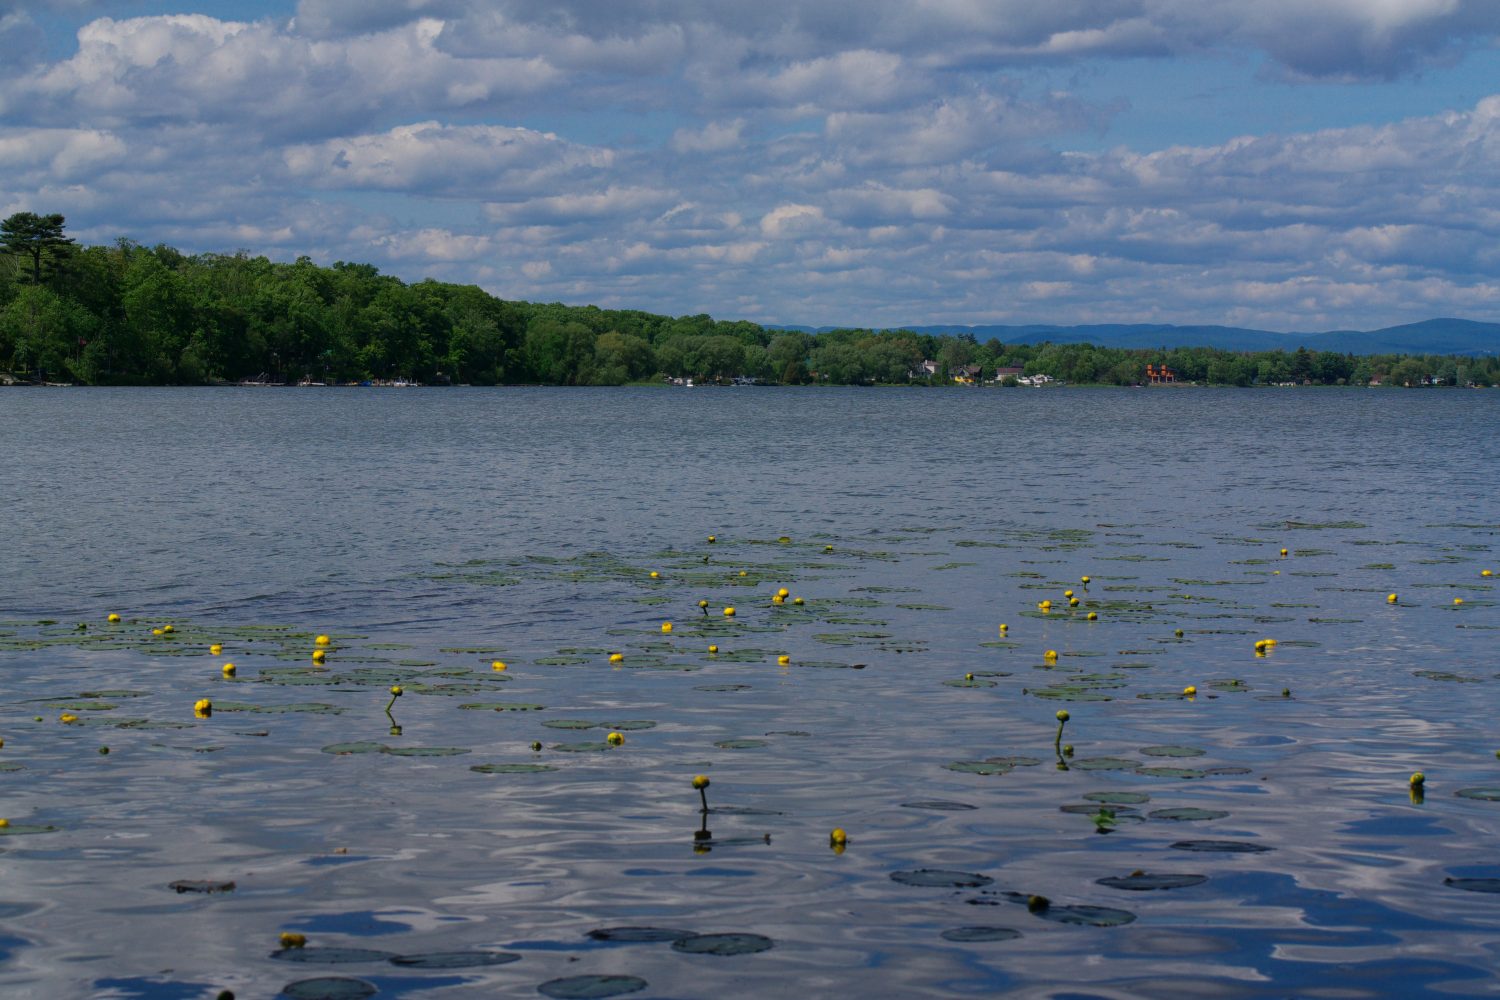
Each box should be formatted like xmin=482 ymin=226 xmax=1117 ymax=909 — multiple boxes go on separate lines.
xmin=774 ymin=318 xmax=1500 ymax=356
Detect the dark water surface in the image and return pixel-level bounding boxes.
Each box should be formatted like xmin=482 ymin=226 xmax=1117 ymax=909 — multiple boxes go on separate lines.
xmin=1 ymin=386 xmax=1498 ymax=998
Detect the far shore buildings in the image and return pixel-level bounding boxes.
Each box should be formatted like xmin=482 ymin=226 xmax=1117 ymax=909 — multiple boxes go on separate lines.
xmin=1145 ymin=363 xmax=1177 ymax=384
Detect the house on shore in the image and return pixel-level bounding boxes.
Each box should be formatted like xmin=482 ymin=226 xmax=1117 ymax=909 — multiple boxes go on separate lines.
xmin=951 ymin=364 xmax=982 ymax=384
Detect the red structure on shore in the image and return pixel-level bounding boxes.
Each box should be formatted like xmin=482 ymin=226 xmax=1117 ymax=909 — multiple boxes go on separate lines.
xmin=1145 ymin=363 xmax=1176 ymax=384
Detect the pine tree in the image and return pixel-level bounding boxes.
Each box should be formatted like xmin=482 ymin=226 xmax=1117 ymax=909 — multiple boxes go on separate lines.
xmin=1 ymin=212 xmax=75 ymax=284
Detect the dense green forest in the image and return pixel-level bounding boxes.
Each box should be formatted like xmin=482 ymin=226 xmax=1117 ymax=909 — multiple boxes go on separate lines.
xmin=2 ymin=216 xmax=1496 ymax=387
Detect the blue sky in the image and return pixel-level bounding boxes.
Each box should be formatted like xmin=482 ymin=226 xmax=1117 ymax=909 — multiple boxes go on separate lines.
xmin=4 ymin=1 xmax=1500 ymax=331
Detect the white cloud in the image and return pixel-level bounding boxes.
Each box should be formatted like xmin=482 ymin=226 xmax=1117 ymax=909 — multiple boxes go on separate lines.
xmin=759 ymin=203 xmax=825 ymax=237
xmin=0 ymin=14 xmax=556 ymax=134
xmin=670 ymin=119 xmax=746 ymax=154
xmin=0 ymin=127 xmax=126 ymax=179
xmin=300 ymin=0 xmax=1500 ymax=80
xmin=284 ymin=122 xmax=612 ymax=196
xmin=485 ymin=186 xmax=677 ymax=225
xmin=6 ymin=2 xmax=1500 ymax=330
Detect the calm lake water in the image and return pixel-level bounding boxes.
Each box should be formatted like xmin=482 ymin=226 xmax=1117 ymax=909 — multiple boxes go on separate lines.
xmin=1 ymin=386 xmax=1498 ymax=999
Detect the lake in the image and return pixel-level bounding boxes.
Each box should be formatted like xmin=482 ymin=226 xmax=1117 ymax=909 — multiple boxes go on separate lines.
xmin=1 ymin=385 xmax=1498 ymax=999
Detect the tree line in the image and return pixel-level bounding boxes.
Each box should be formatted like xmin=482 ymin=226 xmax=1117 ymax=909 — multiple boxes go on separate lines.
xmin=2 ymin=215 xmax=1495 ymax=387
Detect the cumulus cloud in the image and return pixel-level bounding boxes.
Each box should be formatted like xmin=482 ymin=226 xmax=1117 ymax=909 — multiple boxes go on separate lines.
xmin=670 ymin=119 xmax=746 ymax=154
xmin=0 ymin=127 xmax=126 ymax=180
xmin=290 ymin=0 xmax=1500 ymax=80
xmin=0 ymin=14 xmax=555 ymax=136
xmin=284 ymin=122 xmax=612 ymax=196
xmin=5 ymin=2 xmax=1500 ymax=329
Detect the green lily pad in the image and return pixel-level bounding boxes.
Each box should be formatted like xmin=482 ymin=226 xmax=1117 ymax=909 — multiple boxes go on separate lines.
xmin=470 ymin=763 xmax=557 ymax=774
xmin=1136 ymin=766 xmax=1208 ymax=779
xmin=213 ymin=702 xmax=344 ymax=715
xmin=1455 ymin=788 xmax=1500 ymax=801
xmin=1029 ymin=688 xmax=1113 ymax=702
xmin=1171 ymin=840 xmax=1271 ymax=853
xmin=943 ymin=679 xmax=996 ymax=688
xmin=1039 ymin=905 xmax=1136 ymax=927
xmin=945 ymin=761 xmax=1013 ymax=775
xmin=671 ymin=933 xmax=774 ymax=956
xmin=940 ymin=926 xmax=1022 ymax=942
xmin=1083 ymin=791 xmax=1149 ymax=805
xmin=891 ymin=870 xmax=994 ymax=888
xmin=0 ymin=824 xmax=59 ymax=836
xmin=706 ymin=649 xmax=777 ymax=663
xmin=1060 ymin=804 xmax=1138 ymax=816
xmin=380 ymin=746 xmax=471 ymax=757
xmin=1073 ymin=757 xmax=1142 ymax=771
xmin=587 ymin=927 xmax=695 ymax=943
xmin=408 ymin=682 xmax=507 ymax=696
xmin=1003 ymin=893 xmax=1136 ymax=926
xmin=255 ymin=673 xmax=338 ymax=687
xmin=542 ymin=720 xmax=597 ymax=730
xmin=537 ymin=974 xmax=648 ymax=998
xmin=901 ymin=801 xmax=977 ymax=811
xmin=280 ymin=978 xmax=377 ymax=1000
xmin=389 ymin=951 xmax=521 ymax=968
xmin=1096 ymin=873 xmax=1207 ymax=891
xmin=1445 ymin=877 xmax=1500 ymax=893
xmin=714 ymin=739 xmax=769 ymax=749
xmin=321 ymin=742 xmax=387 ymax=755
xmin=272 ymin=947 xmax=396 ymax=963
xmin=458 ymin=702 xmax=545 ymax=711
xmin=169 ymin=879 xmax=236 ymax=894
xmin=694 ymin=684 xmax=750 ymax=692
xmin=534 ymin=656 xmax=591 ymax=666
xmin=551 ymin=742 xmax=614 ymax=752
xmin=1140 ymin=746 xmax=1206 ymax=757
xmin=608 ymin=720 xmax=657 ymax=730
xmin=1148 ymin=808 xmax=1229 ymax=821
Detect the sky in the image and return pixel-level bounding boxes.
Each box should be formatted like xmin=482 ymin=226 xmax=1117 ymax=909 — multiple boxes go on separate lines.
xmin=4 ymin=1 xmax=1500 ymax=332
